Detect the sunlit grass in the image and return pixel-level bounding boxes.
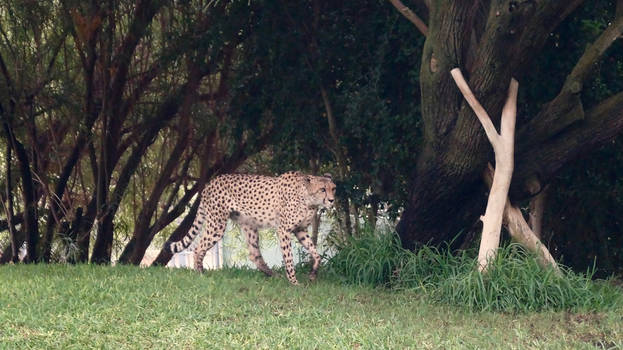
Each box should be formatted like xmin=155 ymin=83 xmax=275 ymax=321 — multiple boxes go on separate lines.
xmin=1 ymin=264 xmax=622 ymax=349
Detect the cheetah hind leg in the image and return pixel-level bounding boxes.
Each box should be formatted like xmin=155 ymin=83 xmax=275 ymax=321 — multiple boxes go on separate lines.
xmin=193 ymin=212 xmax=227 ymax=273
xmin=242 ymin=224 xmax=274 ymax=277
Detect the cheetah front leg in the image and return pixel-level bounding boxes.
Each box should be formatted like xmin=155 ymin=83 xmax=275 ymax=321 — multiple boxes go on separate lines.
xmin=294 ymin=230 xmax=321 ymax=281
xmin=277 ymin=227 xmax=298 ymax=285
xmin=241 ymin=224 xmax=274 ymax=277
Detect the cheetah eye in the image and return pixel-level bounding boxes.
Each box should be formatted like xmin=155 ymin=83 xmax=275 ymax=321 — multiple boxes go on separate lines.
xmin=320 ymin=188 xmax=326 ymax=192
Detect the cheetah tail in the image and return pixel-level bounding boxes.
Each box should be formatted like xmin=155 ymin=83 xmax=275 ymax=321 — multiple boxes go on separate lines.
xmin=165 ymin=195 xmax=208 ymax=254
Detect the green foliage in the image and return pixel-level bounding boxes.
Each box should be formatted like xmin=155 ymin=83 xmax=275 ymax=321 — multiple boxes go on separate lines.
xmin=328 ymin=230 xmax=623 ymax=312
xmin=257 ymin=1 xmax=423 ymax=218
xmin=518 ymin=1 xmax=623 ymax=278
xmin=523 ymin=1 xmax=623 ymax=277
xmin=2 ymin=264 xmax=623 ymax=348
xmin=546 ymin=136 xmax=623 ymax=278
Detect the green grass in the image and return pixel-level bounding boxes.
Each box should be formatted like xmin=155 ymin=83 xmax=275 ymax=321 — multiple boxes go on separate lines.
xmin=1 ymin=264 xmax=622 ymax=349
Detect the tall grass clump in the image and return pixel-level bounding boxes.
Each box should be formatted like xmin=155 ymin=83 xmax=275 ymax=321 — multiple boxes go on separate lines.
xmin=328 ymin=228 xmax=623 ymax=312
xmin=416 ymin=244 xmax=623 ymax=312
xmin=326 ymin=225 xmax=407 ymax=286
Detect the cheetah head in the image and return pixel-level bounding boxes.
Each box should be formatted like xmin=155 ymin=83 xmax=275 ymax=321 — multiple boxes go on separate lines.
xmin=304 ymin=174 xmax=336 ymax=208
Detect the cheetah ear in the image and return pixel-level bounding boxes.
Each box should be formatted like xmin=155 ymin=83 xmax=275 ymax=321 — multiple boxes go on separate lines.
xmin=303 ymin=175 xmax=312 ymax=191
xmin=323 ymin=173 xmax=332 ymax=180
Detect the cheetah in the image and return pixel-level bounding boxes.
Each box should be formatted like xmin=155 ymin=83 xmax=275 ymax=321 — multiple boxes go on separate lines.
xmin=165 ymin=172 xmax=336 ymax=285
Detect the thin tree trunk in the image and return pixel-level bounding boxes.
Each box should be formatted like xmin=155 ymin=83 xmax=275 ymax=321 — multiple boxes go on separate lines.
xmin=73 ymin=146 xmax=100 ymax=264
xmin=367 ymin=197 xmax=379 ymax=230
xmin=91 ymin=67 xmax=205 ymax=264
xmin=321 ymin=86 xmax=357 ymax=236
xmin=89 ymin=0 xmax=165 ymax=265
xmin=388 ymin=0 xmax=428 ymax=36
xmin=0 ymin=212 xmax=23 ymax=232
xmin=451 ymin=68 xmax=518 ymax=272
xmin=3 ymin=143 xmax=18 ymax=262
xmin=66 ymin=207 xmax=83 ymax=264
xmin=2 ymin=117 xmax=39 ymax=263
xmin=310 ymin=213 xmax=321 ymax=246
xmin=309 ymin=158 xmax=321 ymax=245
xmin=528 ymin=183 xmax=547 ymax=239
xmin=76 ymin=198 xmax=97 ymax=263
xmin=0 ymin=230 xmax=24 ymax=263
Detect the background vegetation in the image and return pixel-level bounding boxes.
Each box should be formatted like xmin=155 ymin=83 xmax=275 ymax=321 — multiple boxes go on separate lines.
xmin=0 ymin=0 xmax=622 ymax=279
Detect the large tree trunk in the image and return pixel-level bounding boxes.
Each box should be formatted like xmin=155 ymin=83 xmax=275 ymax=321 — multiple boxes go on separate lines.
xmin=395 ymin=1 xmax=623 ymax=249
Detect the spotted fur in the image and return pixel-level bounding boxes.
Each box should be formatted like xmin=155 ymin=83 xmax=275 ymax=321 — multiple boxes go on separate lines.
xmin=165 ymin=171 xmax=336 ymax=285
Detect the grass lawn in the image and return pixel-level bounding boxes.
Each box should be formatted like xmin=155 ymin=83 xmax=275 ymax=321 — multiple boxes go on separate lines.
xmin=1 ymin=264 xmax=622 ymax=349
